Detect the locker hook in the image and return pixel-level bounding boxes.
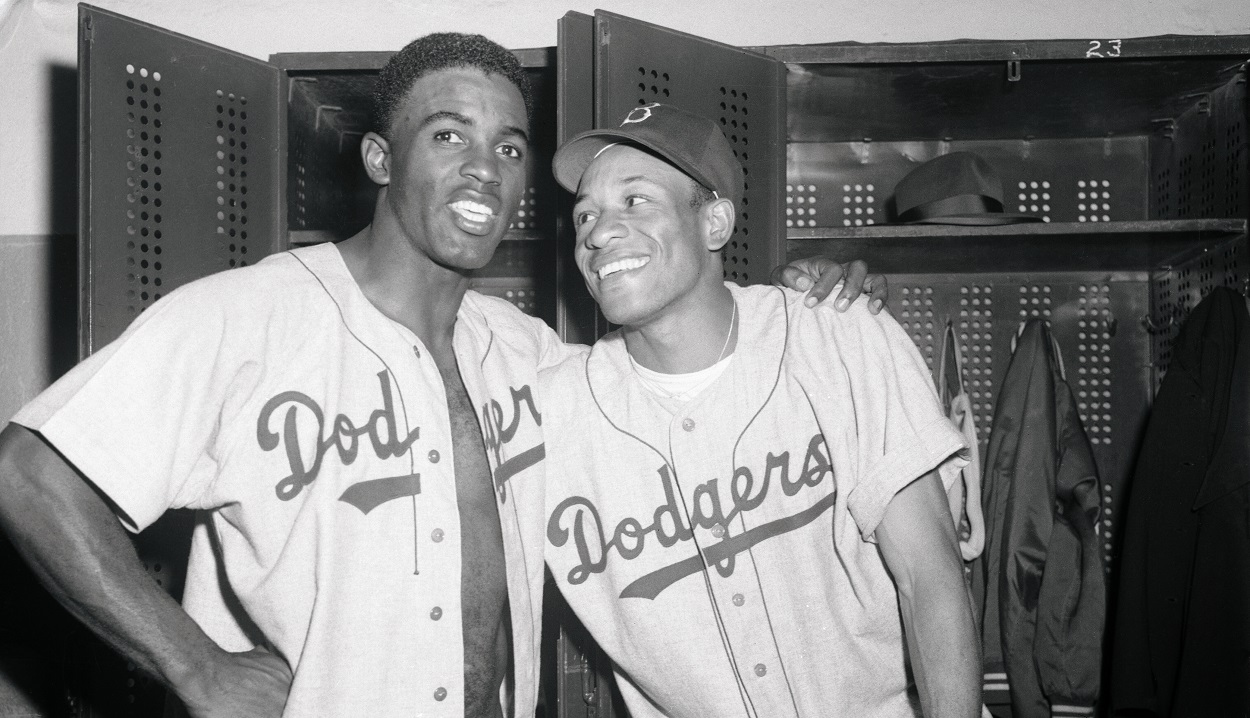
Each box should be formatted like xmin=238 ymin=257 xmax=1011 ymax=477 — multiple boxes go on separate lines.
xmin=1141 ymin=313 xmax=1175 ymax=334
xmin=1006 ymin=60 xmax=1022 ymax=82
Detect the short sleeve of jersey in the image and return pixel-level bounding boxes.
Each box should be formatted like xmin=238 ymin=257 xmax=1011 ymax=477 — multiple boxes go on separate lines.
xmin=794 ymin=298 xmax=968 ymax=542
xmin=526 ymin=313 xmax=589 ymax=371
xmin=12 ymin=279 xmax=258 ymax=532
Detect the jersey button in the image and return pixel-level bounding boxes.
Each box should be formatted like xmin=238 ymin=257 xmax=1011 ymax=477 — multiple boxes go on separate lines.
xmin=428 ymin=449 xmax=440 ymax=463
xmin=711 ymin=524 xmax=726 ymax=538
xmin=732 ymin=593 xmax=745 ymax=607
xmin=430 ymin=606 xmax=443 ymax=621
xmin=681 ymin=418 xmax=696 ymax=432
xmin=434 ymin=687 xmax=448 ymax=701
xmin=431 ymin=528 xmax=444 ymax=543
xmin=754 ymin=663 xmax=767 ymax=677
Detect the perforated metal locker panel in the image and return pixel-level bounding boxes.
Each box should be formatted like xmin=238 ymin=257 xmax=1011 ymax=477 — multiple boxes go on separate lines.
xmin=878 ymin=272 xmax=1155 ymax=577
xmin=592 ymin=11 xmax=787 ymax=286
xmin=79 ymin=5 xmax=281 ymax=356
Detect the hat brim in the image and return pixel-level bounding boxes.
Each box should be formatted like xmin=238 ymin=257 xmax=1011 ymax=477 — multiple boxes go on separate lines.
xmin=552 ymin=129 xmax=722 ymax=202
xmin=904 ymin=213 xmax=1044 ymax=226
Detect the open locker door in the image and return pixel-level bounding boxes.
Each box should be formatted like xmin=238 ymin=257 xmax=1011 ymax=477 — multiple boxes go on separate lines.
xmin=550 ymin=11 xmax=786 ymax=718
xmin=79 ymin=4 xmax=281 ymax=357
xmin=73 ymin=7 xmax=280 ymax=715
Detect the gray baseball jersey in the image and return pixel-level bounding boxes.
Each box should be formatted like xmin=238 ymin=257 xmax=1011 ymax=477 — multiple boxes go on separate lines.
xmin=541 ymin=283 xmax=967 ymax=718
xmin=15 ymin=242 xmax=575 ymax=716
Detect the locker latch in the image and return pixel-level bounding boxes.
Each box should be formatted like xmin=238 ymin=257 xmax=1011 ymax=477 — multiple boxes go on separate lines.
xmin=1006 ymin=60 xmax=1022 ymax=82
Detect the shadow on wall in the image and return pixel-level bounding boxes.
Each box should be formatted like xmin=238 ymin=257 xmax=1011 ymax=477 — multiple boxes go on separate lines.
xmin=0 ymin=62 xmax=81 ymax=718
xmin=48 ymin=62 xmax=78 ymax=380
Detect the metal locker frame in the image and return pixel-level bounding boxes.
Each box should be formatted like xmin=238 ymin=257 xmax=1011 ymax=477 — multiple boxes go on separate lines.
xmin=775 ymin=37 xmax=1249 ymax=717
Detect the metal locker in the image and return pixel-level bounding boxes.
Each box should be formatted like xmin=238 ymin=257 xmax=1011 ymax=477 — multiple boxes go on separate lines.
xmin=773 ymin=36 xmax=1250 ymax=716
xmin=79 ymin=4 xmax=283 ymax=357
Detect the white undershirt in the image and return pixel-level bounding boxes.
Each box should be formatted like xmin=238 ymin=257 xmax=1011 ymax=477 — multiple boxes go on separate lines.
xmin=629 ymin=353 xmax=734 ymax=403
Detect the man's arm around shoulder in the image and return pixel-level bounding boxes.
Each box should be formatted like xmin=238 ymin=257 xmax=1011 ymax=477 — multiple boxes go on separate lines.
xmin=876 ymin=471 xmax=981 ymax=718
xmin=0 ymin=423 xmax=291 ymax=717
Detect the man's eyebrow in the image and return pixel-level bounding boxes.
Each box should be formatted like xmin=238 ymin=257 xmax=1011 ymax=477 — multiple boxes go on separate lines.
xmin=503 ymin=125 xmax=530 ymax=145
xmin=574 ymin=174 xmax=658 ymax=204
xmin=416 ymin=111 xmax=529 ymax=145
xmin=417 ymin=110 xmax=472 ymax=131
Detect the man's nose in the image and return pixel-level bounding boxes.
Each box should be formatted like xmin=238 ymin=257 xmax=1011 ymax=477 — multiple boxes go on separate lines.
xmin=584 ymin=210 xmax=626 ymax=250
xmin=461 ymin=146 xmax=501 ymax=186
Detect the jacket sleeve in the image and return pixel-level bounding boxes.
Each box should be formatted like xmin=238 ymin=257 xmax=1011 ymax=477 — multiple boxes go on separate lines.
xmin=1034 ymin=374 xmax=1105 ymax=716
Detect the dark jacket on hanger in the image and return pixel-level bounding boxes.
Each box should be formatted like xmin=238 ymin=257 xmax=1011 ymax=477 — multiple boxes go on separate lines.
xmin=972 ymin=320 xmax=1104 ymax=718
xmin=1110 ymin=287 xmax=1250 ymax=717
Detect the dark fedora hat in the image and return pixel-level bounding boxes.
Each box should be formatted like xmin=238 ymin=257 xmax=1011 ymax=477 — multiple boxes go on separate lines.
xmin=893 ymin=152 xmax=1041 ymax=225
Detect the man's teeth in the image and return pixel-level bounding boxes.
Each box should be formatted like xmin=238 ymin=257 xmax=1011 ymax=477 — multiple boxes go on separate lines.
xmin=451 ymin=200 xmax=495 ymax=223
xmin=597 ymin=257 xmax=650 ymax=279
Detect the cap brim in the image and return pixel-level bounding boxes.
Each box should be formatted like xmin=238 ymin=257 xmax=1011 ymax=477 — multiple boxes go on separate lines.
xmin=552 ymin=132 xmax=621 ymax=195
xmin=904 ymin=214 xmax=1044 ymax=226
xmin=552 ymin=128 xmax=723 ymax=201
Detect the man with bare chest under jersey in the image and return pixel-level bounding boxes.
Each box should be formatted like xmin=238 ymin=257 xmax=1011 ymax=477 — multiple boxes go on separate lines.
xmin=0 ymin=33 xmax=883 ymax=718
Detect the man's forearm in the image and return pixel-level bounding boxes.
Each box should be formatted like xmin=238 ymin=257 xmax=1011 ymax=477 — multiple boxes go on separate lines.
xmin=0 ymin=424 xmax=224 ymax=704
xmin=898 ymin=562 xmax=981 ymax=717
xmin=877 ymin=472 xmax=981 ymax=717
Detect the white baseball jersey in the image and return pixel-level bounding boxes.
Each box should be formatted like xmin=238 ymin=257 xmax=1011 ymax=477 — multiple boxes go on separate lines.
xmin=541 ymin=283 xmax=968 ymax=718
xmin=14 ymin=242 xmax=576 ymax=717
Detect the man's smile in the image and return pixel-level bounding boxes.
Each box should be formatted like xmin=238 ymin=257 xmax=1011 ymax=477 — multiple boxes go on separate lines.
xmin=596 ymin=256 xmax=651 ymax=280
xmin=450 ymin=199 xmax=496 ymax=222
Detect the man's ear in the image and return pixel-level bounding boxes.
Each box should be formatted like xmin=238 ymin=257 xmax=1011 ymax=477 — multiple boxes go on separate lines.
xmin=704 ymin=198 xmax=737 ymax=252
xmin=361 ymin=132 xmax=392 ymax=186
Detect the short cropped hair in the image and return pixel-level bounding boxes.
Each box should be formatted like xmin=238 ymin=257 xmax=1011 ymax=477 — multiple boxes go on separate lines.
xmin=689 ymin=179 xmax=718 ymax=209
xmin=372 ymin=32 xmax=534 ymax=138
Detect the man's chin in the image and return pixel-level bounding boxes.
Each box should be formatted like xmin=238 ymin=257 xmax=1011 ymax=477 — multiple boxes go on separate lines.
xmin=596 ymin=300 xmax=647 ymax=329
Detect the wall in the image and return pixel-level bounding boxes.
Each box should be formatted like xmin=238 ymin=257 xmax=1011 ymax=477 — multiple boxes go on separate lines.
xmin=2 ymin=0 xmax=1250 ymax=422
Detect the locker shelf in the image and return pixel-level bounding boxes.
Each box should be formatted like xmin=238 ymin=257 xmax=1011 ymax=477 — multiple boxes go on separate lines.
xmin=787 ymin=218 xmax=1247 ymax=273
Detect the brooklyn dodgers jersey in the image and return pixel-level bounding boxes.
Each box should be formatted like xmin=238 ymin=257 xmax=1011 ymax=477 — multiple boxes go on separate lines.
xmin=541 ymin=283 xmax=968 ymax=718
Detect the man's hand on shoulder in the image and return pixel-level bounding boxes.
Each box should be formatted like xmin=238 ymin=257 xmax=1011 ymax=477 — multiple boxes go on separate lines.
xmin=179 ymin=646 xmax=292 ymax=718
xmin=771 ymin=257 xmax=888 ymax=313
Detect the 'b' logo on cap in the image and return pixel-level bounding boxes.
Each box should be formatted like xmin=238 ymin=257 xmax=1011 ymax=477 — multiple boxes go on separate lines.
xmin=621 ymin=103 xmax=661 ymax=126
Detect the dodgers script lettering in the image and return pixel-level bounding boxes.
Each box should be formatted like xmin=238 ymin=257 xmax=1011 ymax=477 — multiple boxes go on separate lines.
xmin=258 ymin=370 xmax=420 ymax=501
xmin=547 ymin=433 xmax=834 ymax=599
xmin=481 ymin=384 xmax=545 ymax=502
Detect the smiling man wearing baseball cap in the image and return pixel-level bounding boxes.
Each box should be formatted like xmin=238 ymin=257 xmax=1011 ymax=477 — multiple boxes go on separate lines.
xmin=540 ymin=103 xmax=981 ymax=717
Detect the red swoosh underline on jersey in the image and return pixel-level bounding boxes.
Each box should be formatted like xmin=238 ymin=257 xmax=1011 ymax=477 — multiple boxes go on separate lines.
xmin=620 ymin=492 xmax=837 ymax=600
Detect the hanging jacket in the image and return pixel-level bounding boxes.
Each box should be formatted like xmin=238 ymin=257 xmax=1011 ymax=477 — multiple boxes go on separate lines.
xmin=971 ymin=320 xmax=1105 ymax=718
xmin=1110 ymin=287 xmax=1250 ymax=717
